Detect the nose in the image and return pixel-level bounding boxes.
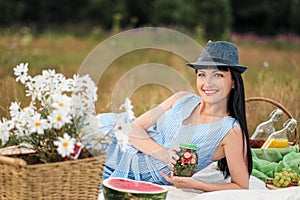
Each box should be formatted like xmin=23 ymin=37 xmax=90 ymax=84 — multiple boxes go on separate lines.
xmin=202 ymin=76 xmax=213 ymax=85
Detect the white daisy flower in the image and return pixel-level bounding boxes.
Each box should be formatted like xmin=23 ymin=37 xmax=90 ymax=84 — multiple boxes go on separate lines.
xmin=11 ymin=116 xmax=25 ymax=132
xmin=25 ymin=76 xmax=46 ymax=101
xmin=63 ymin=78 xmax=74 ymax=92
xmin=9 ymin=102 xmax=21 ymax=118
xmin=73 ymin=75 xmax=98 ymax=102
xmin=0 ymin=119 xmax=12 ymax=144
xmin=48 ymin=110 xmax=71 ymax=129
xmin=119 ymin=97 xmax=133 ymax=111
xmin=71 ymin=94 xmax=84 ymax=118
xmin=21 ymin=106 xmax=35 ymax=119
xmin=14 ymin=106 xmax=35 ymax=130
xmin=14 ymin=63 xmax=29 ymax=84
xmin=28 ymin=113 xmax=49 ymax=134
xmin=112 ymin=115 xmax=132 ymax=151
xmin=53 ymin=133 xmax=76 ymax=158
xmin=51 ymin=94 xmax=72 ymax=113
xmin=119 ymin=97 xmax=136 ymax=122
xmin=8 ymin=63 xmax=109 ymax=162
xmin=9 ymin=105 xmax=33 ymax=132
xmin=51 ymin=75 xmax=72 ymax=94
xmin=42 ymin=69 xmax=56 ymax=80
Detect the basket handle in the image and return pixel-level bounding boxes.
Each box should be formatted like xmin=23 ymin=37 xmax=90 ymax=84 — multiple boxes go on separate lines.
xmin=245 ymin=97 xmax=298 ymax=146
xmin=0 ymin=155 xmax=27 ymax=168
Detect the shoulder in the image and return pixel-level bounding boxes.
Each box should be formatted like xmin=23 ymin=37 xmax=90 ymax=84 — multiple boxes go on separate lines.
xmin=159 ymin=91 xmax=195 ymax=110
xmin=221 ymin=126 xmax=244 ymax=146
xmin=224 ymin=117 xmax=240 ymax=127
xmin=172 ymin=91 xmax=201 ymax=106
xmin=173 ymin=91 xmax=193 ymax=99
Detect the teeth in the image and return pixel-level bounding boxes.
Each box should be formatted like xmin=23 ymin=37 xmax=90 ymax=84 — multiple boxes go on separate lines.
xmin=204 ymin=90 xmax=217 ymax=94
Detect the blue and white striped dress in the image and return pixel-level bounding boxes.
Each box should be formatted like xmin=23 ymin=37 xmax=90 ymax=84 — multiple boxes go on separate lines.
xmin=98 ymin=93 xmax=240 ymax=185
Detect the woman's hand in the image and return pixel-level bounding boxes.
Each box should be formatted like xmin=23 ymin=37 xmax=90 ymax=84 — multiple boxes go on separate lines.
xmin=167 ymin=146 xmax=180 ymax=169
xmin=162 ymin=171 xmax=198 ymax=190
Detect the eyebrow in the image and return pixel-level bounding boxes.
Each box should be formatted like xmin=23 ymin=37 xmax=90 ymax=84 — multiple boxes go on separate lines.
xmin=198 ymin=70 xmax=221 ymax=73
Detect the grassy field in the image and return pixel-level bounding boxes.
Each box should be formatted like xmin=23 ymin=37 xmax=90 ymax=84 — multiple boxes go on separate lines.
xmin=0 ymin=29 xmax=299 ymax=141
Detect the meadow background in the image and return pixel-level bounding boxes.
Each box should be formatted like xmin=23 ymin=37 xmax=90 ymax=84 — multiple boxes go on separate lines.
xmin=0 ymin=0 xmax=299 ymax=141
xmin=0 ymin=29 xmax=299 ymax=142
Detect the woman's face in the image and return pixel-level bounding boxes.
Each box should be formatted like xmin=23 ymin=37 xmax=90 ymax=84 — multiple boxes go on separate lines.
xmin=196 ymin=68 xmax=234 ymax=104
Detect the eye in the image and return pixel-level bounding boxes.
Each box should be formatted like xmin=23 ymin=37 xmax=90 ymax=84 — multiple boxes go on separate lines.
xmin=197 ymin=72 xmax=205 ymax=77
xmin=214 ymin=73 xmax=224 ymax=77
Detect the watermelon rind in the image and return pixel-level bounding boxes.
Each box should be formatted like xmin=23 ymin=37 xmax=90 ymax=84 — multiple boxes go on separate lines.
xmin=102 ymin=178 xmax=168 ymax=200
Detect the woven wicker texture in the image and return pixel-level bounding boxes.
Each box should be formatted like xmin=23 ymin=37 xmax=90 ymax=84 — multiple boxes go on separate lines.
xmin=0 ymin=152 xmax=106 ymax=200
xmin=246 ymin=97 xmax=298 ymax=146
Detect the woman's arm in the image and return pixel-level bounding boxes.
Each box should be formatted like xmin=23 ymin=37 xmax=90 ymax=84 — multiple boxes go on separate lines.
xmin=221 ymin=126 xmax=249 ymax=189
xmin=129 ymin=91 xmax=190 ymax=163
xmin=162 ymin=126 xmax=250 ymax=191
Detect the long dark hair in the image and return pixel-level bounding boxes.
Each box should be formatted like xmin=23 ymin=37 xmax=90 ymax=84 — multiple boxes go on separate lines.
xmin=217 ymin=68 xmax=253 ymax=178
xmin=195 ymin=67 xmax=253 ymax=178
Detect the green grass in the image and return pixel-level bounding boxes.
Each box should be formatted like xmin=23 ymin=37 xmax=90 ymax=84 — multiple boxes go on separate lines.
xmin=0 ymin=29 xmax=299 ymax=142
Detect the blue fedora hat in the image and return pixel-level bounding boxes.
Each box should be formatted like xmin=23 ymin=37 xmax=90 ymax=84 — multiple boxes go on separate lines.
xmin=187 ymin=41 xmax=247 ymax=74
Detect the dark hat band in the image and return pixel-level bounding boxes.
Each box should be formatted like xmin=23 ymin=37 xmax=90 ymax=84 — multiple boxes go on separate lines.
xmin=198 ymin=57 xmax=237 ymax=66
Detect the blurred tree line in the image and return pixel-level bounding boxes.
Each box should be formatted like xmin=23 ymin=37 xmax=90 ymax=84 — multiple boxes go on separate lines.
xmin=0 ymin=0 xmax=299 ymax=39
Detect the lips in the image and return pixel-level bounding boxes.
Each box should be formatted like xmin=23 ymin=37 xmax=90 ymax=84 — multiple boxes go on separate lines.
xmin=203 ymin=89 xmax=218 ymax=96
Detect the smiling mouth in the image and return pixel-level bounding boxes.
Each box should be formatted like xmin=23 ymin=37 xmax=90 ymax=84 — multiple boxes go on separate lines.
xmin=203 ymin=90 xmax=218 ymax=96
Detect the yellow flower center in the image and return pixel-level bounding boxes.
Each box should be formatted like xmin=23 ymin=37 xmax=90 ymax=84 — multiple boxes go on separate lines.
xmin=58 ymin=102 xmax=64 ymax=107
xmin=34 ymin=121 xmax=41 ymax=127
xmin=56 ymin=116 xmax=62 ymax=121
xmin=62 ymin=141 xmax=68 ymax=147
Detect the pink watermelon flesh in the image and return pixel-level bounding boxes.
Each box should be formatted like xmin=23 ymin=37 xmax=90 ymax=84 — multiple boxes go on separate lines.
xmin=107 ymin=178 xmax=164 ymax=192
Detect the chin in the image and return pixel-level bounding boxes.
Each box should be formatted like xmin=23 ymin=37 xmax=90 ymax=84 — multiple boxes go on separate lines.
xmin=201 ymin=95 xmax=225 ymax=104
xmin=201 ymin=96 xmax=215 ymax=103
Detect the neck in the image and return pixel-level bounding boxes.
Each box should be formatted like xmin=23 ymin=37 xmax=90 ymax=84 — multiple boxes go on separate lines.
xmin=198 ymin=101 xmax=229 ymax=118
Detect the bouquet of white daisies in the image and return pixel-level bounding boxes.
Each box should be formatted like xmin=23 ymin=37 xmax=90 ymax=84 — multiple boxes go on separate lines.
xmin=0 ymin=63 xmax=135 ymax=163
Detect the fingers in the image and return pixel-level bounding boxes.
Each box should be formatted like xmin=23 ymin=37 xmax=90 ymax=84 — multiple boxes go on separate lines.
xmin=167 ymin=151 xmax=176 ymax=170
xmin=167 ymin=146 xmax=181 ymax=170
xmin=170 ymin=151 xmax=179 ymax=162
xmin=162 ymin=171 xmax=171 ymax=181
xmin=161 ymin=170 xmax=168 ymax=178
xmin=162 ymin=171 xmax=187 ymax=188
xmin=170 ymin=146 xmax=181 ymax=153
xmin=162 ymin=171 xmax=175 ymax=184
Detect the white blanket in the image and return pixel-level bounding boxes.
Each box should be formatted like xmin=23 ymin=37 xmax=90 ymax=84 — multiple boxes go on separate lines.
xmin=99 ymin=163 xmax=300 ymax=200
xmin=164 ymin=186 xmax=300 ymax=200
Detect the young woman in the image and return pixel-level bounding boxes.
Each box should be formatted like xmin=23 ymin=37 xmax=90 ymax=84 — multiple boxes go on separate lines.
xmin=100 ymin=41 xmax=252 ymax=192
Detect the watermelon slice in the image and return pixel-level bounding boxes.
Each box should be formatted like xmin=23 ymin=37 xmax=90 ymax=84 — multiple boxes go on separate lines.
xmin=102 ymin=177 xmax=168 ymax=200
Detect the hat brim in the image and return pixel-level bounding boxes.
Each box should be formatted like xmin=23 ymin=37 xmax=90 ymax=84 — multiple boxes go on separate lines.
xmin=187 ymin=61 xmax=247 ymax=74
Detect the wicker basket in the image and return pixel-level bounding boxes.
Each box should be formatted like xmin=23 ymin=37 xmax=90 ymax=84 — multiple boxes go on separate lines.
xmin=246 ymin=97 xmax=299 ymax=190
xmin=0 ymin=151 xmax=106 ymax=200
xmin=246 ymin=97 xmax=298 ymax=146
